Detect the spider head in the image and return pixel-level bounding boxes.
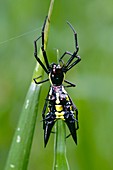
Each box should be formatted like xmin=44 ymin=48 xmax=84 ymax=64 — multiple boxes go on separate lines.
xmin=49 ymin=63 xmax=65 ymax=86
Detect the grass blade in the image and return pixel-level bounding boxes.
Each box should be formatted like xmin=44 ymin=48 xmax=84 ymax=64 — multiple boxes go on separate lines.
xmin=53 ymin=120 xmax=70 ymax=170
xmin=5 ymin=0 xmax=54 ymax=170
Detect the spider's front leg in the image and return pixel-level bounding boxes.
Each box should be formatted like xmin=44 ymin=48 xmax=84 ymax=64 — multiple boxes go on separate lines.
xmin=34 ymin=16 xmax=50 ymax=74
xmin=66 ymin=55 xmax=81 ymax=71
xmin=59 ymin=21 xmax=81 ymax=72
xmin=34 ymin=36 xmax=48 ymax=74
xmin=65 ymin=21 xmax=80 ymax=68
xmin=41 ymin=16 xmax=50 ymax=70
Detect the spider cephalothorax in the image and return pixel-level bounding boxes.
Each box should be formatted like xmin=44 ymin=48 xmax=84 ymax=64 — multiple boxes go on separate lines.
xmin=49 ymin=63 xmax=65 ymax=86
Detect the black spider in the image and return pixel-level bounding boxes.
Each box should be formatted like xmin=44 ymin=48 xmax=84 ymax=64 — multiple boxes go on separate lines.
xmin=33 ymin=16 xmax=81 ymax=147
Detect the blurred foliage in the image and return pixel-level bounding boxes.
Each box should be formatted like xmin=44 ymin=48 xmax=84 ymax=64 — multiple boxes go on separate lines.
xmin=0 ymin=0 xmax=113 ymax=170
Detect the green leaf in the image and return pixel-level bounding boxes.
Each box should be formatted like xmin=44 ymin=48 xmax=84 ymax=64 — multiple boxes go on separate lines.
xmin=5 ymin=0 xmax=54 ymax=170
xmin=53 ymin=120 xmax=70 ymax=170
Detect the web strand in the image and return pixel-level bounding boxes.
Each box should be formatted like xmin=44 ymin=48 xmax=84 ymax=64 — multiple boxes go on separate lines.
xmin=0 ymin=26 xmax=42 ymax=46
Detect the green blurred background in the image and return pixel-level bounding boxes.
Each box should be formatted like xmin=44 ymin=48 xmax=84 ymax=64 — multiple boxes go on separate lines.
xmin=0 ymin=0 xmax=113 ymax=169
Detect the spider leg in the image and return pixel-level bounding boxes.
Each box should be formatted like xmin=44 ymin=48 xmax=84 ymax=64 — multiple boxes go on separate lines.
xmin=66 ymin=55 xmax=81 ymax=72
xmin=34 ymin=16 xmax=50 ymax=74
xmin=33 ymin=77 xmax=49 ymax=85
xmin=65 ymin=21 xmax=79 ymax=67
xmin=59 ymin=51 xmax=73 ymax=63
xmin=41 ymin=16 xmax=50 ymax=70
xmin=64 ymin=79 xmax=76 ymax=88
xmin=59 ymin=21 xmax=81 ymax=72
xmin=34 ymin=36 xmax=49 ymax=74
xmin=67 ymin=21 xmax=79 ymax=52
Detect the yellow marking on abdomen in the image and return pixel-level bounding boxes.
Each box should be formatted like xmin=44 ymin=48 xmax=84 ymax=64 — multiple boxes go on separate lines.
xmin=55 ymin=105 xmax=63 ymax=112
xmin=55 ymin=111 xmax=65 ymax=120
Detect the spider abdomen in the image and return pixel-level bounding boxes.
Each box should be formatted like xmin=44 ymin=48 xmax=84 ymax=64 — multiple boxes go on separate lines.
xmin=44 ymin=85 xmax=78 ymax=146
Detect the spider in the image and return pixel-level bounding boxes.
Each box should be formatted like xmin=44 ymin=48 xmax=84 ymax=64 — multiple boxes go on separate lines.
xmin=33 ymin=16 xmax=81 ymax=147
